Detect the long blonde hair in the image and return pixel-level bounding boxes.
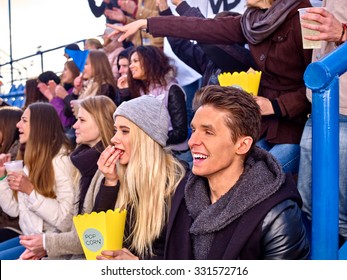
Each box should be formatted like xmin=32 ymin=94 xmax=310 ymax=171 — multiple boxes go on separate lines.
xmin=115 ymin=121 xmax=185 ymax=258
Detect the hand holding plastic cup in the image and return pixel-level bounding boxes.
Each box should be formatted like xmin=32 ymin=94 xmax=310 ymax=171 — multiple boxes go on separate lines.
xmin=298 ymin=8 xmax=322 ymax=49
xmin=4 ymin=160 xmax=24 ymax=173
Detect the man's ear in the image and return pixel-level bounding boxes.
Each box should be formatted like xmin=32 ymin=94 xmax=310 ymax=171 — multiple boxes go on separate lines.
xmin=236 ymin=136 xmax=253 ymax=155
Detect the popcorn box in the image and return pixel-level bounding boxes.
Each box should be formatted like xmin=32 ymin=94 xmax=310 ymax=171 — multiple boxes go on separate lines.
xmin=73 ymin=208 xmax=127 ymax=260
xmin=218 ymin=70 xmax=262 ymax=96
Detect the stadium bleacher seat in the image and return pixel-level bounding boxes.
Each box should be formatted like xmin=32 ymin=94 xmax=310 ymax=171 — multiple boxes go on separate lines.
xmin=0 ymin=83 xmax=26 ymax=108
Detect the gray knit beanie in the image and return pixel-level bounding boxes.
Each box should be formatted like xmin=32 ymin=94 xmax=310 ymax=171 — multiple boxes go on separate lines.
xmin=113 ymin=95 xmax=169 ymax=146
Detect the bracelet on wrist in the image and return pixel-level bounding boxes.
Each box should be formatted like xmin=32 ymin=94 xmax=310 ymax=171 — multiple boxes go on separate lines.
xmin=336 ymin=23 xmax=347 ymax=47
xmin=0 ymin=174 xmax=7 ymax=181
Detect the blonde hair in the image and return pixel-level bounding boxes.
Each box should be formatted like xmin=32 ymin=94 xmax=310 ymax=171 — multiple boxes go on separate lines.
xmin=115 ymin=120 xmax=185 ymax=258
xmin=79 ymin=96 xmax=116 ymax=150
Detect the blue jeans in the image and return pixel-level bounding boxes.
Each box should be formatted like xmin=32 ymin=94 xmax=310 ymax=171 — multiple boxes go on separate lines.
xmin=297 ymin=116 xmax=347 ymax=240
xmin=0 ymin=236 xmax=26 ymax=260
xmin=256 ymin=138 xmax=300 ymax=174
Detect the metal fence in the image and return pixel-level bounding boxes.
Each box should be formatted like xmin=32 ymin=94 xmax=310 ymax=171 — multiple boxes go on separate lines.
xmin=304 ymin=42 xmax=347 ymax=259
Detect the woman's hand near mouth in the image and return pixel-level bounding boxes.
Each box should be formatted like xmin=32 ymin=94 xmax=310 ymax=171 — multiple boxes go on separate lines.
xmin=97 ymin=145 xmax=122 ymax=186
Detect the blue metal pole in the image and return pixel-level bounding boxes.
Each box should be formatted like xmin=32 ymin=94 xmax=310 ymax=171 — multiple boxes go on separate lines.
xmin=303 ymin=43 xmax=347 ymax=259
xmin=311 ymin=78 xmax=339 ymax=259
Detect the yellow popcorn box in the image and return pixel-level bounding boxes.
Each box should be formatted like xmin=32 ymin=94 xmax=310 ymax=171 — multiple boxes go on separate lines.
xmin=73 ymin=208 xmax=127 ymax=260
xmin=218 ymin=70 xmax=262 ymax=96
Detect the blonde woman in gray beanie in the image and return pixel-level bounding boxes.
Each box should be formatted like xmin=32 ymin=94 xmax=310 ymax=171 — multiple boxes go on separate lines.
xmin=94 ymin=95 xmax=187 ymax=260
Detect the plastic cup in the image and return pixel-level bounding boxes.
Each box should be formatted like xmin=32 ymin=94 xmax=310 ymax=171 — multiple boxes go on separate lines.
xmin=4 ymin=160 xmax=23 ymax=173
xmin=298 ymin=8 xmax=322 ymax=49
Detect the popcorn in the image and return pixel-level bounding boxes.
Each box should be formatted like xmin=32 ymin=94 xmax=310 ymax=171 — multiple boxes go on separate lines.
xmin=218 ymin=69 xmax=262 ymax=96
xmin=73 ymin=208 xmax=127 ymax=260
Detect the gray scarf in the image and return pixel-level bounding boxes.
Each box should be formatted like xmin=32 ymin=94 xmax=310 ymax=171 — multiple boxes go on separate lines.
xmin=241 ymin=0 xmax=303 ymax=44
xmin=185 ymin=147 xmax=285 ymax=259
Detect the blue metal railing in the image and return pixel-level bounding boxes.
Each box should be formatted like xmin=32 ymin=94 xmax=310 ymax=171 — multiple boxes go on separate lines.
xmin=304 ymin=42 xmax=347 ymax=260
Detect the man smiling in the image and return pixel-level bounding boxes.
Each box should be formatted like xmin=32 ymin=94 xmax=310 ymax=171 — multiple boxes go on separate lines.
xmin=164 ymin=85 xmax=310 ymax=259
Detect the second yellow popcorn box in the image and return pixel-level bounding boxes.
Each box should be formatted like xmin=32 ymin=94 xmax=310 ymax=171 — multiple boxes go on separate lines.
xmin=218 ymin=70 xmax=262 ymax=96
xmin=73 ymin=208 xmax=127 ymax=260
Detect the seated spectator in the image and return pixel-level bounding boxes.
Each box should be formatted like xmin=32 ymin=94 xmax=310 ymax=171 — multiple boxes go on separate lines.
xmin=0 ymin=102 xmax=75 ymax=259
xmin=93 ymin=95 xmax=186 ymax=260
xmin=64 ymin=43 xmax=81 ymax=60
xmin=19 ymin=96 xmax=116 ymax=260
xmin=37 ymin=71 xmax=75 ymax=144
xmin=114 ymin=47 xmax=133 ymax=106
xmin=0 ymin=106 xmax=23 ymax=242
xmin=163 ymin=85 xmax=310 ymax=259
xmin=22 ymin=78 xmax=48 ymax=110
xmin=125 ymin=46 xmax=191 ymax=167
xmin=84 ymin=38 xmax=103 ymax=50
xmin=0 ymin=106 xmax=22 ymax=160
xmin=54 ymin=60 xmax=81 ymax=145
xmin=73 ymin=50 xmax=118 ymax=104
xmin=117 ymin=47 xmax=133 ymax=78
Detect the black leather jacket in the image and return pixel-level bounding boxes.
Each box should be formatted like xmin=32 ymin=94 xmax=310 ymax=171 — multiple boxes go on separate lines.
xmin=261 ymin=199 xmax=310 ymax=259
xmin=167 ymin=84 xmax=188 ymax=146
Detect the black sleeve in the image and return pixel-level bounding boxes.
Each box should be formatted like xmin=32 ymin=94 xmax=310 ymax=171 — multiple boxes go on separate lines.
xmin=63 ymin=94 xmax=77 ymax=118
xmin=99 ymin=84 xmax=117 ymax=104
xmin=87 ymin=0 xmax=106 ymax=17
xmin=261 ymin=200 xmax=310 ymax=260
xmin=115 ymin=88 xmax=131 ymax=106
xmin=92 ymin=180 xmax=120 ymax=212
xmin=159 ymin=5 xmax=208 ymax=75
xmin=167 ymin=85 xmax=188 ymax=145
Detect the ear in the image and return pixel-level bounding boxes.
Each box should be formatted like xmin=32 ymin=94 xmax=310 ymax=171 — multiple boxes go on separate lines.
xmin=236 ymin=136 xmax=253 ymax=155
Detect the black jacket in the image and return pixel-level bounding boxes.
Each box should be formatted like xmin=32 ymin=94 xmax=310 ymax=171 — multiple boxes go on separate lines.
xmin=167 ymin=84 xmax=188 ymax=146
xmin=164 ymin=147 xmax=310 ymax=259
xmin=87 ymin=0 xmax=120 ymax=24
xmin=160 ymin=2 xmax=256 ymax=87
